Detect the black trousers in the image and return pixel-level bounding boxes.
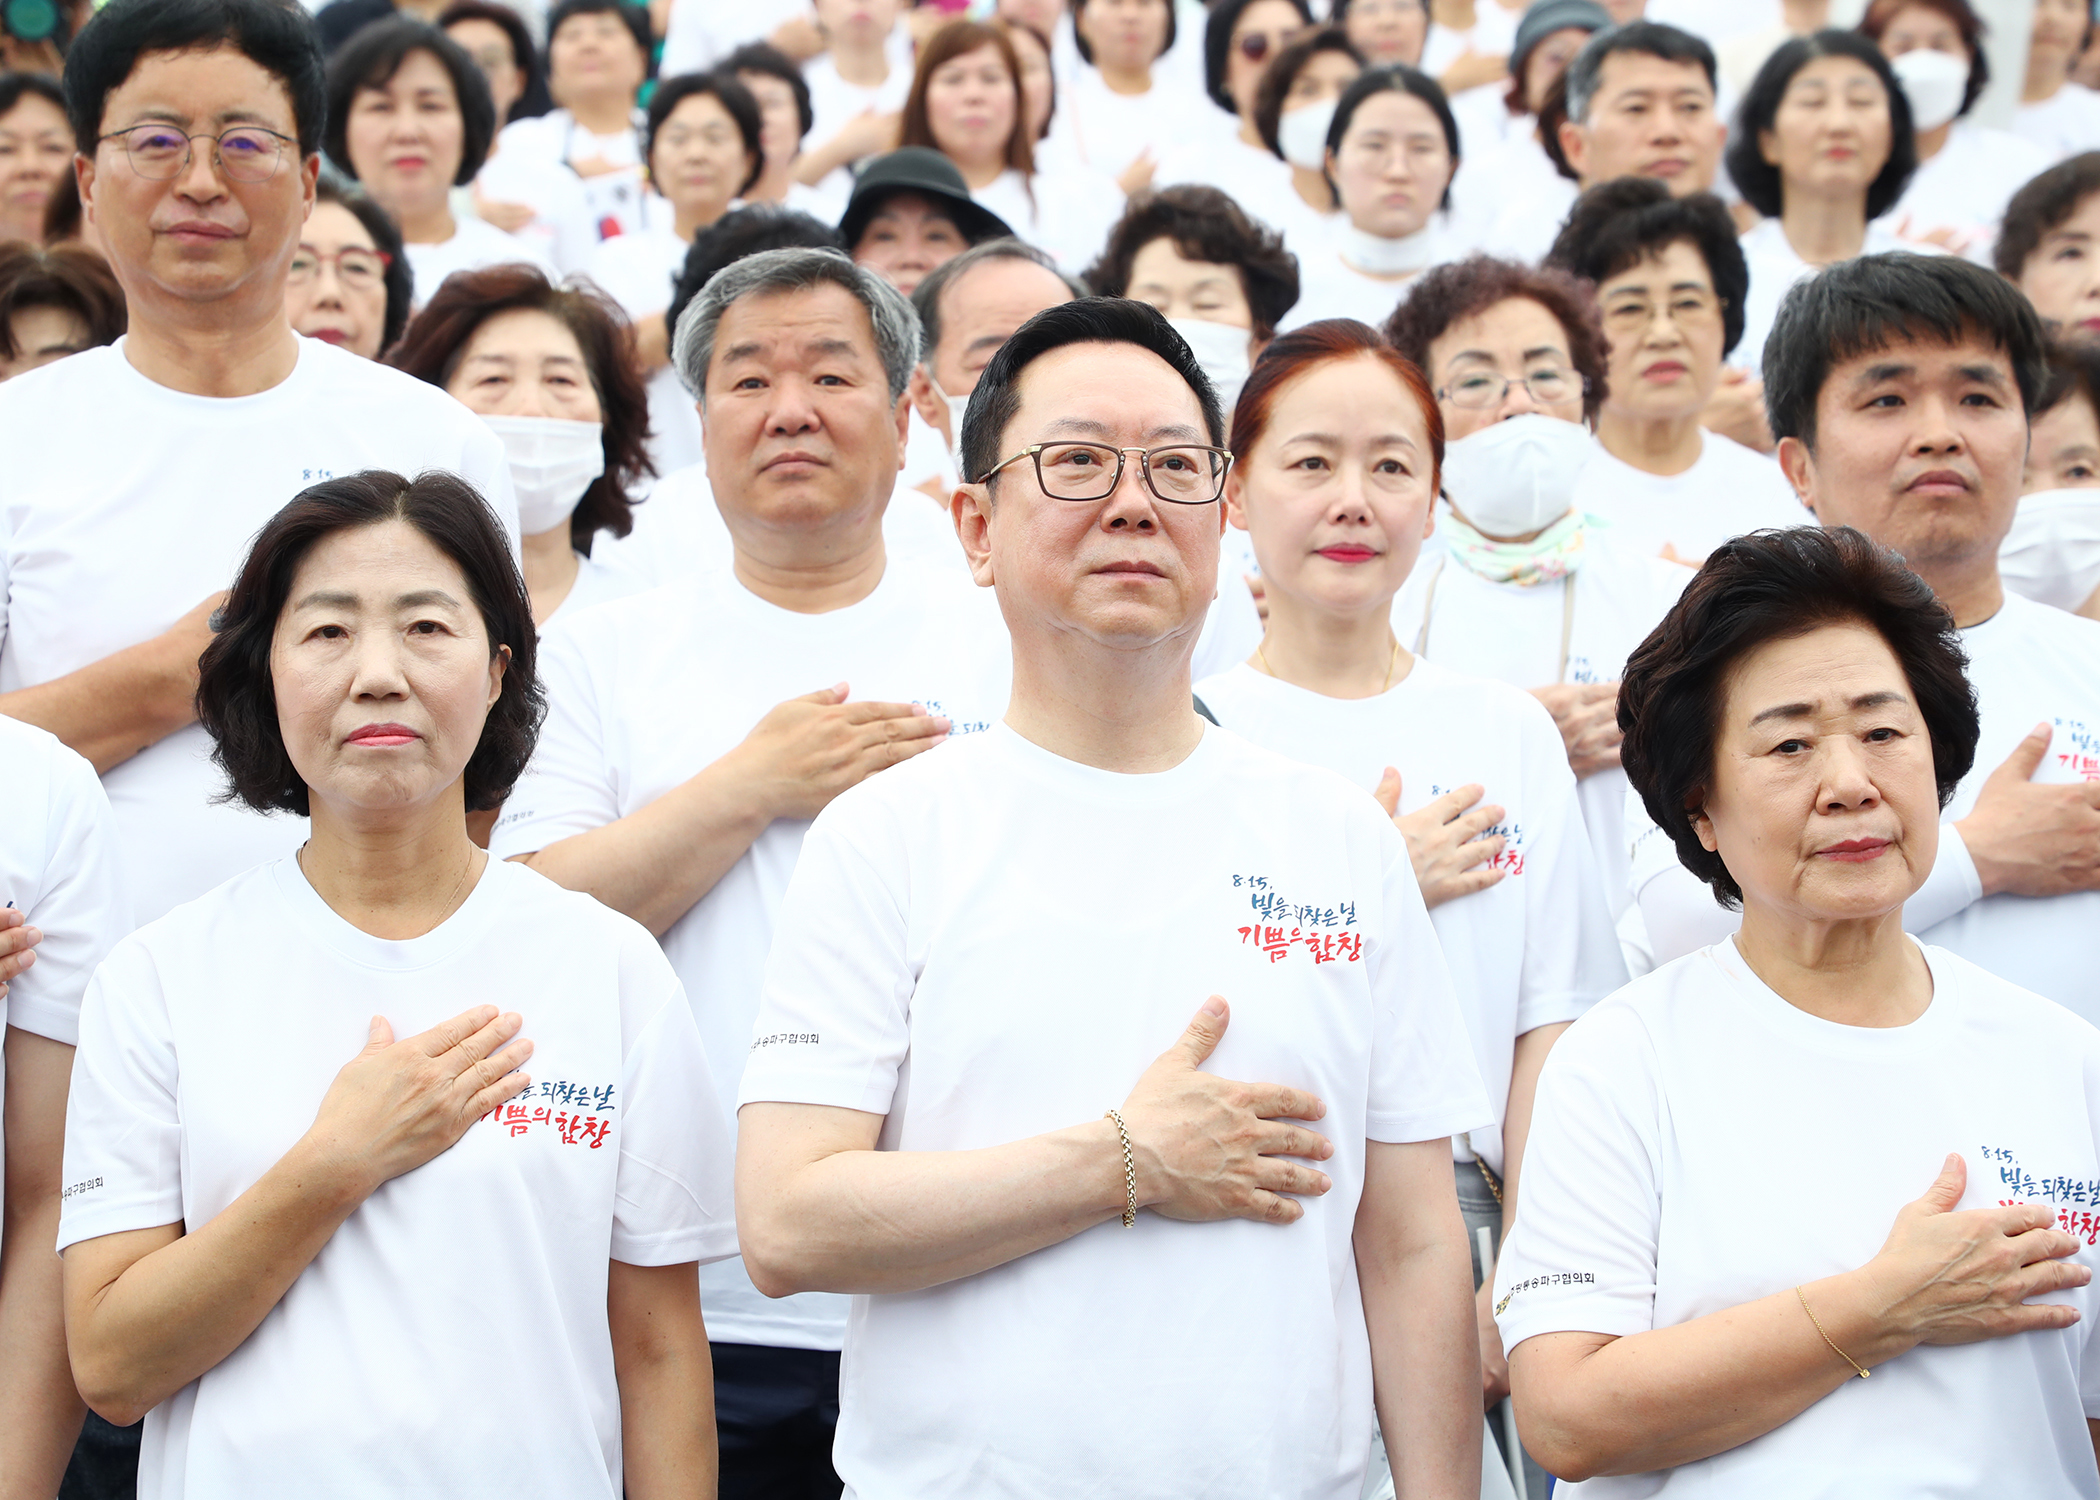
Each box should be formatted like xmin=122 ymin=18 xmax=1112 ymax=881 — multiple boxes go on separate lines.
xmin=712 ymin=1341 xmax=843 ymax=1500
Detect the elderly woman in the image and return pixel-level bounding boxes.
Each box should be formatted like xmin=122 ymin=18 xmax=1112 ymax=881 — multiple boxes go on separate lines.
xmin=0 ymin=242 xmax=124 ymax=382
xmin=56 ymin=470 xmax=734 ymax=1496
xmin=1287 ymin=65 xmax=1464 ymax=329
xmin=1385 ymin=255 xmax=1694 ymax=944
xmin=1193 ymin=318 xmax=1627 ymax=1497
xmin=326 ymin=18 xmax=554 ymax=303
xmin=283 ymin=180 xmax=411 ymax=363
xmin=1547 ymin=179 xmax=1805 ymax=562
xmin=1243 ymin=29 xmax=1366 ymax=247
xmin=1729 ymin=31 xmax=1918 ymax=363
xmin=1997 ymin=151 xmax=2100 ymax=335
xmin=389 ymin=266 xmax=653 ymax=624
xmin=1499 ymin=524 xmax=2100 ymax=1495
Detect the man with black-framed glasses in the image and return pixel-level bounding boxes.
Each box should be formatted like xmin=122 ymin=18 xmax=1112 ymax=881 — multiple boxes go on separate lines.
xmin=735 ymin=297 xmax=1491 ymax=1500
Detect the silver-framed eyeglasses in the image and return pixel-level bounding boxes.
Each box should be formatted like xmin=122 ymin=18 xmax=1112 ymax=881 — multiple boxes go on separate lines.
xmin=287 ymin=244 xmax=393 ymax=290
xmin=1437 ymin=369 xmax=1584 ymax=410
xmin=97 ymin=123 xmax=296 ymax=184
xmin=978 ymin=441 xmax=1234 ymax=504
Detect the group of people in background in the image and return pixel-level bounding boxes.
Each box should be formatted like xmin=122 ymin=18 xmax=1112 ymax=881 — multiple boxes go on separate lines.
xmin=6 ymin=0 xmax=2100 ymax=1498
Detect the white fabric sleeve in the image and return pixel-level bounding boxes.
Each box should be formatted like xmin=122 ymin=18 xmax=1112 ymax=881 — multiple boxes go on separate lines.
xmin=658 ymin=0 xmax=719 ymax=75
xmin=1367 ymin=823 xmax=1495 ymax=1144
xmin=1492 ymin=1005 xmax=1666 ymax=1351
xmin=7 ymin=738 xmax=129 ymax=1045
xmin=489 ymin=621 xmax=621 ymax=859
xmin=611 ymin=939 xmax=739 ymax=1266
xmin=585 ymin=238 xmax=671 ymax=319
xmin=1626 ymin=785 xmax=1742 ymax=966
xmin=1902 ymin=821 xmax=1983 ymax=934
xmin=737 ymin=806 xmax=914 ymax=1115
xmin=1516 ymin=718 xmax=1627 ymax=1035
xmin=56 ymin=939 xmax=183 ymax=1251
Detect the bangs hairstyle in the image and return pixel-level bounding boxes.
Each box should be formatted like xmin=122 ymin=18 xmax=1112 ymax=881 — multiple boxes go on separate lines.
xmin=0 ymin=70 xmax=66 ymax=127
xmin=437 ymin=0 xmax=547 ymax=123
xmin=1384 ymin=254 xmax=1607 ymax=423
xmin=722 ymin=41 xmax=814 ymax=139
xmin=1230 ymin=317 xmax=1443 ymax=492
xmin=961 ymin=296 xmax=1222 ymax=487
xmin=1204 ymin=0 xmax=1315 ymax=113
xmin=64 ymin=0 xmax=327 ymax=154
xmin=1071 ymin=0 xmax=1175 ymax=68
xmin=1253 ymin=28 xmax=1363 ymax=159
xmin=547 ymin=0 xmax=653 ymax=61
xmin=1545 ymin=176 xmax=1748 ymax=356
xmin=1763 ymin=250 xmax=2047 ymax=449
xmin=1618 ymin=525 xmax=1977 ymax=909
xmin=0 ymin=242 xmax=126 ymax=359
xmin=1995 ymin=150 xmax=2100 ymax=280
xmin=326 ymin=20 xmax=496 ymax=187
xmin=1325 ymin=64 xmax=1460 ymax=206
xmin=1083 ymin=184 xmax=1300 ymax=342
xmin=196 ymin=469 xmax=544 ymax=817
xmin=1858 ymin=0 xmax=1989 ymax=118
xmin=646 ymin=71 xmax=764 ymax=196
xmin=1726 ymin=30 xmax=1917 ymax=221
xmin=387 ymin=264 xmax=655 ymax=551
xmin=315 ymin=176 xmax=413 ymax=352
xmin=2038 ymin=329 xmax=2100 ymax=421
xmin=901 ymin=20 xmax=1034 ymax=176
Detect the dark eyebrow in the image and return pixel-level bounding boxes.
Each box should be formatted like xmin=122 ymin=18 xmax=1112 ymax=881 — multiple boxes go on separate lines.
xmin=291 ymin=588 xmax=463 ymax=611
xmin=397 ymin=589 xmax=463 ymax=610
xmin=963 ymin=333 xmax=1011 ymax=358
xmin=1749 ymin=690 xmax=1907 ymax=727
xmin=1039 ymin=417 xmax=1209 ymax=445
xmin=1957 ymin=363 xmax=2009 ymax=389
xmin=1853 ymin=362 xmax=1915 ymax=386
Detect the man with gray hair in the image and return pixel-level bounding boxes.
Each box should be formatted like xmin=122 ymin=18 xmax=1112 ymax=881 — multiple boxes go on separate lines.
xmin=490 ymin=246 xmax=1011 ymax=1497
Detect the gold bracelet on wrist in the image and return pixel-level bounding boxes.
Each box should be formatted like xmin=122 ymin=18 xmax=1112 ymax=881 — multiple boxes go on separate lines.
xmin=1796 ymin=1286 xmax=1870 ymax=1379
xmin=1104 ymin=1109 xmax=1137 ymax=1228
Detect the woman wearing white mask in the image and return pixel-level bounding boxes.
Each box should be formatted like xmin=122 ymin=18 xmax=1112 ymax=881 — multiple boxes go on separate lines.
xmin=1862 ymin=0 xmax=2051 ymax=263
xmin=1243 ymin=29 xmax=1366 ymax=251
xmin=1285 ymin=65 xmax=1464 ymax=330
xmin=1386 ymin=256 xmax=1695 ymax=953
xmin=389 ymin=266 xmax=654 ymax=626
xmin=1194 ymin=319 xmax=1626 ymax=1498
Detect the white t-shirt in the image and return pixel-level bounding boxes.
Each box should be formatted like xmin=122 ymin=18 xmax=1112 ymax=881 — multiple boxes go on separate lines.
xmin=496 ymin=109 xmax=649 ymax=240
xmin=803 ymin=51 xmax=914 ymax=202
xmin=402 ymin=213 xmax=557 ymax=308
xmin=739 ymin=721 xmax=1491 ymax=1500
xmin=968 ymin=166 xmax=1123 ymax=274
xmin=58 ymin=855 xmax=737 ymax=1500
xmin=1736 ymin=217 xmax=1913 ymax=369
xmin=1193 ymin=658 xmax=1625 ymax=1173
xmin=2015 ymin=82 xmax=2100 ymax=163
xmin=1448 ymin=126 xmax=1563 ymax=253
xmin=1495 ymin=935 xmax=2100 ymax=1500
xmin=545 ymin=548 xmax=647 ymax=627
xmin=585 ymin=224 xmax=703 ymax=475
xmin=0 ymin=338 xmax=518 ymax=927
xmin=658 ymin=0 xmax=811 ymax=73
xmin=1049 ymin=65 xmax=1221 ymax=180
xmin=1475 ymin=175 xmax=1578 ymax=266
xmin=1570 ymin=430 xmax=1810 ymax=562
xmin=1874 ymin=120 xmax=2053 ymax=265
xmin=468 ymin=152 xmax=600 ymax=275
xmin=1282 ymin=223 xmax=1464 ymax=331
xmin=491 ymin=558 xmax=1012 ymax=1350
xmin=1392 ymin=535 xmax=1695 ymax=922
xmin=1628 ymin=590 xmax=2100 ymax=1024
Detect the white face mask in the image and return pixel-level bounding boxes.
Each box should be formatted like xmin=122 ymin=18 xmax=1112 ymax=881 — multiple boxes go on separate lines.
xmin=1169 ymin=317 xmax=1254 ymax=413
xmin=1440 ymin=413 xmax=1593 ymax=539
xmin=1277 ymin=97 xmax=1337 ymax=172
xmin=1892 ymin=47 xmax=1968 ymax=133
xmin=483 ymin=414 xmax=607 ymax=536
xmin=931 ymin=375 xmax=971 ymax=482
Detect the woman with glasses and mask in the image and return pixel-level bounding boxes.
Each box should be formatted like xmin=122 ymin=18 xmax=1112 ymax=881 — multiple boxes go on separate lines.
xmin=1194 ymin=320 xmax=1626 ymax=1499
xmin=1285 ymin=65 xmax=1463 ymax=330
xmin=1548 ymin=179 xmax=1806 ymax=564
xmin=1386 ymin=255 xmax=1695 ymax=961
xmin=283 ymin=179 xmax=412 ymax=363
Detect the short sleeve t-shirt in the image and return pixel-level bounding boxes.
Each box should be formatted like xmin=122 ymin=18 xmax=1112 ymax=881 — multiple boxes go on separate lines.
xmin=0 ymin=338 xmax=519 ymax=927
xmin=58 ymin=856 xmax=736 ymax=1500
xmin=490 ymin=558 xmax=1012 ymax=1351
xmin=1194 ymin=658 xmax=1626 ymax=1173
xmin=1495 ymin=937 xmax=2100 ymax=1499
xmin=1569 ymin=432 xmax=1810 ymax=563
xmin=739 ymin=722 xmax=1491 ymax=1499
xmin=401 ymin=214 xmax=556 ymax=308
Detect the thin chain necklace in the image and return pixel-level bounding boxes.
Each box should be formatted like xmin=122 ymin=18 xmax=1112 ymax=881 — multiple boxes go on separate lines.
xmin=1255 ymin=634 xmax=1402 ymax=694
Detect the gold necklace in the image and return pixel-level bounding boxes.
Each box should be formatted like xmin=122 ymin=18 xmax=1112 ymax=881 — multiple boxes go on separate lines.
xmin=1255 ymin=635 xmax=1402 ymax=693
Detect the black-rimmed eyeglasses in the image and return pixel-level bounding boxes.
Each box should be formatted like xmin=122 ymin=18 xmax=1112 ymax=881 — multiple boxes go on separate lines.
xmin=978 ymin=441 xmax=1234 ymax=504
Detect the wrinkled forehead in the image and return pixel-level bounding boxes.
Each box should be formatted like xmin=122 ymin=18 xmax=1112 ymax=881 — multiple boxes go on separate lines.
xmin=713 ymin=282 xmax=880 ymax=374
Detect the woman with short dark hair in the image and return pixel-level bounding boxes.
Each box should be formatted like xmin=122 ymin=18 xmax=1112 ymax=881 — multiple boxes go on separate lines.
xmin=57 ymin=469 xmax=734 ymax=1498
xmin=1499 ymin=523 xmax=2100 ymax=1497
xmin=390 ymin=265 xmax=654 ymax=624
xmin=283 ymin=179 xmax=411 ymax=362
xmin=1728 ymin=30 xmax=1919 ymax=362
xmin=1997 ymin=150 xmax=2100 ymax=334
xmin=0 ymin=241 xmax=124 ymax=381
xmin=492 ymin=0 xmax=656 ymax=239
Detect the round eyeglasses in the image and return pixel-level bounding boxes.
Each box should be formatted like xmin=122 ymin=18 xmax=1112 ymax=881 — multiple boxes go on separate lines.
xmin=97 ymin=123 xmax=295 ymax=184
xmin=979 ymin=441 xmax=1233 ymax=504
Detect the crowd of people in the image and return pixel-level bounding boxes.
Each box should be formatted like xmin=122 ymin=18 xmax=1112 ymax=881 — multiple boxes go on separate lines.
xmin=6 ymin=0 xmax=2100 ymax=1497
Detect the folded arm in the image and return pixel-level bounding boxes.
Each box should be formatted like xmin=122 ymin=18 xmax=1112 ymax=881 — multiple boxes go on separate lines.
xmin=0 ymin=593 xmax=223 ymax=774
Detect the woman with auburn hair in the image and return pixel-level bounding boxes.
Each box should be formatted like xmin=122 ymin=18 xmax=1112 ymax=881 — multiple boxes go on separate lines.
xmin=899 ymin=18 xmax=1119 ymax=270
xmin=389 ymin=264 xmax=654 ymax=625
xmin=1194 ymin=318 xmax=1626 ymax=1500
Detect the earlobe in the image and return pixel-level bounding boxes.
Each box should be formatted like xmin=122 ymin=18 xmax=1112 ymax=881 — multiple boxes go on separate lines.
xmin=1775 ymin=436 xmax=1818 ymax=511
xmin=488 ymin=644 xmax=511 ymax=708
xmin=1690 ymin=803 xmax=1718 ymax=855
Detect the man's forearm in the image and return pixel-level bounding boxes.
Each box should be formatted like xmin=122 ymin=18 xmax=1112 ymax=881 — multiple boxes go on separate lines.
xmin=0 ymin=637 xmax=200 ymax=774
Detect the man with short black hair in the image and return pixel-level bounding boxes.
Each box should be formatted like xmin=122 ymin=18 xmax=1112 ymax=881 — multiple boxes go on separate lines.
xmin=735 ymin=298 xmax=1491 ymax=1499
xmin=1633 ymin=251 xmax=2100 ymax=1018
